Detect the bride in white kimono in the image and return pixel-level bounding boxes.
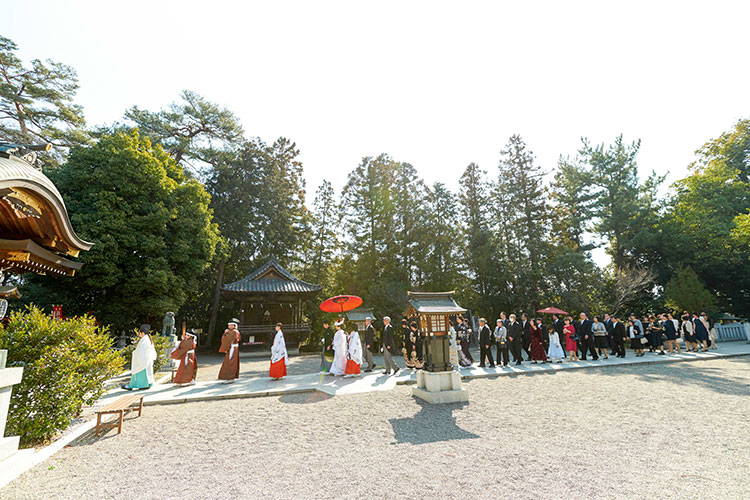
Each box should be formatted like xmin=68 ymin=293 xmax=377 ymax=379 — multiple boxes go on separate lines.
xmin=329 ymin=319 xmax=348 ymax=376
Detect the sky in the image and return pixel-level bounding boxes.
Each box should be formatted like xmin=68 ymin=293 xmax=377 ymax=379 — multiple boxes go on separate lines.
xmin=5 ymin=1 xmax=750 ymax=257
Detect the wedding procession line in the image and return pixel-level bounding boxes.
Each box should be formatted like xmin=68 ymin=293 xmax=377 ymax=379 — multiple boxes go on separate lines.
xmin=93 ymin=340 xmax=750 ymax=408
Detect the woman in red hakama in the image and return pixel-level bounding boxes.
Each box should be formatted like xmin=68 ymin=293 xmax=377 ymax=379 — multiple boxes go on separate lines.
xmin=170 ymin=332 xmax=197 ymax=385
xmin=270 ymin=323 xmax=289 ymax=379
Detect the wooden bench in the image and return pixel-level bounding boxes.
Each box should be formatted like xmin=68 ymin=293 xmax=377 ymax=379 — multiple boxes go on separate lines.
xmin=95 ymin=394 xmax=144 ymax=436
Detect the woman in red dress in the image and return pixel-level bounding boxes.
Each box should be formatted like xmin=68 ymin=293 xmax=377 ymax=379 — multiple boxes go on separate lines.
xmin=529 ymin=320 xmax=548 ymax=363
xmin=563 ymin=317 xmax=579 ymax=361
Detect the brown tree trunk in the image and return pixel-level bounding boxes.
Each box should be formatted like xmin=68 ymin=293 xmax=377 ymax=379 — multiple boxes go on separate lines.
xmin=207 ymin=260 xmax=225 ymax=348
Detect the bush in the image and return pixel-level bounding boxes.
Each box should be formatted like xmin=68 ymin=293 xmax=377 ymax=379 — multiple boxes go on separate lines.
xmin=120 ymin=330 xmax=172 ymax=373
xmin=0 ymin=306 xmax=124 ymax=447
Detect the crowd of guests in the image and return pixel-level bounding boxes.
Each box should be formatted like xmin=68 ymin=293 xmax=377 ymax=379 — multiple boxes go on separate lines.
xmin=451 ymin=310 xmax=719 ymax=369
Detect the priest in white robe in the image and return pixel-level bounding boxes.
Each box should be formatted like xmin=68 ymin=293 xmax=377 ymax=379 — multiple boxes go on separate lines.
xmin=124 ymin=324 xmax=157 ymax=390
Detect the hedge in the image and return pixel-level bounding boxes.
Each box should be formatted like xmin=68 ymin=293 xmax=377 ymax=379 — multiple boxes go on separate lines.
xmin=0 ymin=306 xmax=124 ymax=447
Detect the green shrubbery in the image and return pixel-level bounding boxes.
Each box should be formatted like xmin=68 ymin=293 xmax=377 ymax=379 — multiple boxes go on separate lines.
xmin=0 ymin=306 xmax=123 ymax=447
xmin=120 ymin=331 xmax=172 ymax=373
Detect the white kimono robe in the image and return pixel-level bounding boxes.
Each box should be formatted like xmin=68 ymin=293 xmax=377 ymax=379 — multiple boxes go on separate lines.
xmin=130 ymin=334 xmax=157 ymax=386
xmin=348 ymin=331 xmax=363 ymax=365
xmin=271 ymin=330 xmax=290 ymax=365
xmin=330 ymin=329 xmax=347 ymax=375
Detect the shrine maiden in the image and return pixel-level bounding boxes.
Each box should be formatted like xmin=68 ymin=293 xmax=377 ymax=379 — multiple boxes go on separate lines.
xmin=345 ymin=324 xmax=362 ymax=377
xmin=124 ymin=324 xmax=157 ymax=390
xmin=171 ymin=331 xmax=197 ymax=386
xmin=218 ymin=319 xmax=241 ymax=383
xmin=329 ymin=319 xmax=348 ymax=376
xmin=270 ymin=322 xmax=289 ymax=379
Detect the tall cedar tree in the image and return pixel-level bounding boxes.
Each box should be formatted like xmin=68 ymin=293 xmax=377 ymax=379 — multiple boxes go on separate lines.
xmin=497 ymin=135 xmax=550 ymax=310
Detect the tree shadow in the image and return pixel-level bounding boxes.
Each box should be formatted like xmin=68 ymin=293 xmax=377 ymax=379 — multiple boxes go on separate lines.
xmin=279 ymin=391 xmax=332 ymax=404
xmin=389 ymin=400 xmax=478 ymax=445
xmin=594 ymin=355 xmax=750 ymax=397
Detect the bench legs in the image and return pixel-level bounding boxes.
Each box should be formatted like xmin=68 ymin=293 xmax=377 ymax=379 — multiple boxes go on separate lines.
xmin=96 ymin=413 xmax=102 ymax=437
xmin=117 ymin=409 xmax=123 ymax=434
xmin=138 ymin=397 xmax=143 ymax=417
xmin=95 ymin=397 xmax=143 ymax=437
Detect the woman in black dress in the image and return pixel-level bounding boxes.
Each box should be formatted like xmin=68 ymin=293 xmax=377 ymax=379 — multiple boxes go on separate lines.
xmin=661 ymin=313 xmax=680 ymax=353
xmin=647 ymin=314 xmax=666 ymax=355
xmin=628 ymin=319 xmax=645 ymax=356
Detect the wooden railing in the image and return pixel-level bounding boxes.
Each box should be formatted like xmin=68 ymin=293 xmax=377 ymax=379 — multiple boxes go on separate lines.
xmin=715 ymin=322 xmax=749 ymax=342
xmin=237 ymin=323 xmax=311 ymax=346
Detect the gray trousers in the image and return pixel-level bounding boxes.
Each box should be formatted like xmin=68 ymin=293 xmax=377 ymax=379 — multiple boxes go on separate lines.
xmin=363 ymin=347 xmax=374 ymax=370
xmin=383 ymin=349 xmax=398 ymax=373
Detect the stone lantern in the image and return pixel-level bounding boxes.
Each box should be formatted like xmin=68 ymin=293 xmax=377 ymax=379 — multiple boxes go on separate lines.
xmin=404 ymin=291 xmax=469 ymax=403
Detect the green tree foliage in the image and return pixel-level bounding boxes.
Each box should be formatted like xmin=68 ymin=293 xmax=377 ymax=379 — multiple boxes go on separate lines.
xmin=23 ymin=129 xmax=220 ymax=332
xmin=0 ymin=35 xmax=89 ymax=162
xmin=0 ymin=307 xmax=123 ymax=447
xmin=496 ymin=135 xmax=550 ymax=309
xmin=457 ymin=162 xmax=496 ymax=315
xmin=658 ymin=119 xmax=750 ymax=314
xmin=125 ymin=89 xmax=244 ymax=167
xmin=420 ymin=182 xmax=461 ymax=291
xmin=664 ymin=266 xmax=718 ymax=314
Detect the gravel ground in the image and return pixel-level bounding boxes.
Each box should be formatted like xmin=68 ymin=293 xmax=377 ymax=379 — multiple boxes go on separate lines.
xmin=4 ymin=356 xmax=749 ymax=500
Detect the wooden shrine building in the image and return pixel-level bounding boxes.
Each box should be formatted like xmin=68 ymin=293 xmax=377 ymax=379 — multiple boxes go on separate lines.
xmin=0 ymin=143 xmax=92 ymax=277
xmin=221 ymin=256 xmax=322 ymax=347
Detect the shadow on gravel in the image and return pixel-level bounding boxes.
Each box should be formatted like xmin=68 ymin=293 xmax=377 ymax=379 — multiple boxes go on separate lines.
xmin=388 ymin=400 xmax=478 ymax=445
xmin=596 ymin=358 xmax=750 ymax=397
xmin=279 ymin=392 xmax=332 ymax=405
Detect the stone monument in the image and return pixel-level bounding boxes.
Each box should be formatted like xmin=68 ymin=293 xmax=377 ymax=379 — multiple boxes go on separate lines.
xmin=0 ymin=350 xmax=34 ymax=487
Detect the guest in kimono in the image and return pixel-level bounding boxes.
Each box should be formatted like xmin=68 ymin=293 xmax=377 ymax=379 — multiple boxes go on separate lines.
xmin=493 ymin=319 xmax=509 ymax=367
xmin=269 ymin=323 xmax=289 ymax=380
xmin=330 ymin=319 xmax=348 ymax=376
xmin=448 ymin=322 xmax=460 ymax=370
xmin=344 ymin=324 xmax=362 ymax=377
xmin=529 ymin=320 xmax=547 ymax=363
xmin=409 ymin=321 xmax=424 ymax=369
xmin=402 ymin=318 xmax=416 ymax=369
xmin=546 ymin=325 xmax=565 ymax=363
xmin=218 ymin=319 xmax=240 ymax=383
xmin=124 ymin=324 xmax=157 ymax=390
xmin=456 ymin=316 xmax=474 ymax=365
xmin=170 ymin=330 xmax=197 ymax=386
xmin=564 ymin=317 xmax=579 ymax=362
xmin=647 ymin=314 xmax=666 ymax=355
xmin=320 ymin=320 xmax=334 ymax=373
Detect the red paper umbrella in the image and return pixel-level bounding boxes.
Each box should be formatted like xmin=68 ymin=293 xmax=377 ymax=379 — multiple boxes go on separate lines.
xmin=320 ymin=295 xmax=363 ymax=314
xmin=536 ymin=306 xmax=569 ymax=315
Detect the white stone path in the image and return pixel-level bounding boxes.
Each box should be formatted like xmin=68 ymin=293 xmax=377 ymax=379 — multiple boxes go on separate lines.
xmin=93 ymin=341 xmax=750 ymax=408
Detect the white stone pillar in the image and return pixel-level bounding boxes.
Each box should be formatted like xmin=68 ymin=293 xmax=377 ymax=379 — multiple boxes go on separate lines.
xmin=0 ymin=349 xmax=34 ymax=487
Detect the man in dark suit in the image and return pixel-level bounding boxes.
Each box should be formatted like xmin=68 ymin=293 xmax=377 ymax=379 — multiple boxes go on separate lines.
xmin=381 ymin=316 xmax=399 ymax=375
xmin=477 ymin=318 xmax=495 ymax=368
xmin=552 ymin=314 xmax=564 ymax=337
xmin=521 ymin=313 xmax=532 ymax=361
xmin=611 ymin=314 xmax=627 ymax=358
xmin=577 ymin=312 xmax=598 ymax=360
xmin=603 ymin=313 xmax=616 ymax=357
xmin=507 ymin=314 xmax=523 ymax=365
xmin=499 ymin=312 xmax=510 ymax=328
xmin=363 ymin=317 xmax=376 ymax=372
